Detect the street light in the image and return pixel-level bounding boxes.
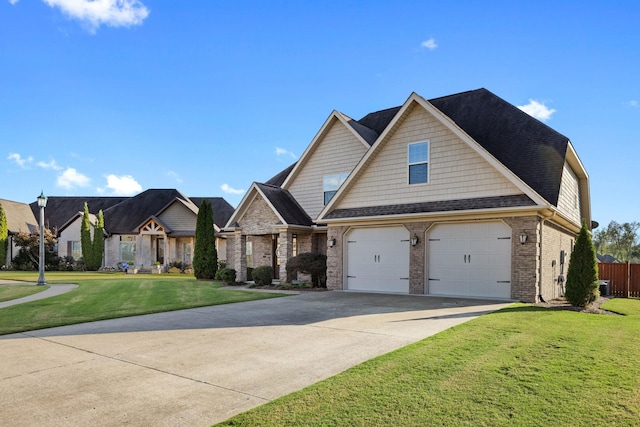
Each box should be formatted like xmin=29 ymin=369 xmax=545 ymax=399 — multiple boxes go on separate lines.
xmin=37 ymin=191 xmax=47 ymax=286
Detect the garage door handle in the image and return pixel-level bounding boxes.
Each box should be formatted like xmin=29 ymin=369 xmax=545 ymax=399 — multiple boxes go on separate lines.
xmin=497 ymin=281 xmax=510 ymax=283
xmin=429 ymin=278 xmax=440 ymax=281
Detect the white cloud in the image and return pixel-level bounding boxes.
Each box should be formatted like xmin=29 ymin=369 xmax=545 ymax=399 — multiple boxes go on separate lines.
xmin=57 ymin=167 xmax=91 ymax=189
xmin=37 ymin=158 xmax=63 ymax=170
xmin=627 ymin=100 xmax=638 ymax=108
xmin=103 ymin=174 xmax=142 ymax=196
xmin=275 ymin=147 xmax=297 ymax=159
xmin=7 ymin=153 xmax=33 ymax=168
xmin=42 ymin=0 xmax=149 ymax=32
xmin=517 ymin=99 xmax=556 ymax=121
xmin=421 ymin=38 xmax=438 ymax=50
xmin=166 ymin=170 xmax=183 ymax=183
xmin=8 ymin=0 xmax=20 ymax=5
xmin=220 ymin=184 xmax=245 ymax=195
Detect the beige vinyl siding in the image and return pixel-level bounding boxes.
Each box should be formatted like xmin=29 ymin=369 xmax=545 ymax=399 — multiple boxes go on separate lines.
xmin=287 ymin=119 xmax=368 ymax=219
xmin=158 ymin=202 xmax=197 ymax=231
xmin=557 ymin=161 xmax=581 ymax=225
xmin=337 ymin=104 xmax=521 ymax=209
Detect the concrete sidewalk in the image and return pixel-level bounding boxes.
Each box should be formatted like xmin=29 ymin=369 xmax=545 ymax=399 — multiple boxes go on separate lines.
xmin=0 ymin=291 xmax=511 ymax=426
xmin=0 ymin=282 xmax=78 ymax=309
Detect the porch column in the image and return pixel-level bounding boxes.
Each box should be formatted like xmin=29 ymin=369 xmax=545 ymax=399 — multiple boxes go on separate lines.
xmin=234 ymin=231 xmax=247 ymax=282
xmin=278 ymin=230 xmax=290 ymax=282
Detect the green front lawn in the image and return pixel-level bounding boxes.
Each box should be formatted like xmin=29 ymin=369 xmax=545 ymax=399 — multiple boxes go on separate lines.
xmin=0 ymin=284 xmax=49 ymax=302
xmin=219 ymin=299 xmax=640 ymax=426
xmin=0 ymin=272 xmax=286 ymax=335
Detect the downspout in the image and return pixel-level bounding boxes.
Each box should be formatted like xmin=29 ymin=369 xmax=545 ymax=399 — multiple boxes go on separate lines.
xmin=538 ymin=210 xmax=556 ymax=302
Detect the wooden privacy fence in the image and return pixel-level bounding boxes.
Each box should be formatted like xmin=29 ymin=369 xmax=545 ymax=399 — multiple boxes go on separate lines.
xmin=598 ymin=262 xmax=640 ymax=298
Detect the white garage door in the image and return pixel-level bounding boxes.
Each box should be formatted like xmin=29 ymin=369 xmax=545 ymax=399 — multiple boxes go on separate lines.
xmin=428 ymin=222 xmax=511 ymax=299
xmin=346 ymin=226 xmax=410 ymax=293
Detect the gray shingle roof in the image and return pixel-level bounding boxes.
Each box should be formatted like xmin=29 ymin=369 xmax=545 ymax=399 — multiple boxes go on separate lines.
xmin=256 ymin=183 xmax=313 ymax=226
xmin=428 ymin=88 xmax=569 ymax=206
xmin=29 ymin=196 xmax=127 ymax=233
xmin=190 ymin=197 xmax=235 ymax=229
xmin=0 ymin=198 xmax=38 ymax=234
xmin=102 ymin=189 xmax=192 ymax=234
xmin=323 ymin=194 xmax=536 ymax=220
xmin=265 ymin=163 xmax=296 ymax=187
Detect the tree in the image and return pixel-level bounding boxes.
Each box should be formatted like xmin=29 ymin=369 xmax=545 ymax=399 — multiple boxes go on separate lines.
xmin=0 ymin=203 xmax=7 ymax=267
xmin=12 ymin=229 xmax=57 ymax=270
xmin=193 ymin=200 xmax=218 ymax=279
xmin=593 ymin=220 xmax=640 ymax=262
xmin=80 ymin=202 xmax=95 ymax=269
xmin=565 ymin=219 xmax=599 ymax=307
xmin=91 ymin=210 xmax=105 ymax=270
xmin=81 ymin=203 xmax=104 ymax=271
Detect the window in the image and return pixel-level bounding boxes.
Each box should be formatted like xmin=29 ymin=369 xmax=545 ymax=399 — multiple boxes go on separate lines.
xmin=292 ymin=234 xmax=298 ymax=257
xmin=119 ymin=236 xmax=136 ymax=264
xmin=67 ymin=241 xmax=81 ymax=260
xmin=408 ymin=141 xmax=429 ymax=184
xmin=323 ymin=173 xmax=349 ymax=205
xmin=246 ymin=241 xmax=253 ymax=268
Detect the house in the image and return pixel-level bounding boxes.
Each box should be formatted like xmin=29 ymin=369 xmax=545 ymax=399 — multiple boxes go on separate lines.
xmin=0 ymin=198 xmax=39 ymax=266
xmin=224 ymin=88 xmax=591 ymax=303
xmin=28 ymin=189 xmax=234 ymax=270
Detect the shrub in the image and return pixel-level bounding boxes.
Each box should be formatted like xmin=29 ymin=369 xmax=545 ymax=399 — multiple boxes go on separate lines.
xmin=286 ymin=252 xmax=327 ymax=288
xmin=252 ymin=265 xmax=273 ymax=286
xmin=566 ymin=219 xmax=599 ymax=307
xmin=168 ymin=267 xmax=181 ymax=274
xmin=217 ymin=268 xmax=237 ymax=284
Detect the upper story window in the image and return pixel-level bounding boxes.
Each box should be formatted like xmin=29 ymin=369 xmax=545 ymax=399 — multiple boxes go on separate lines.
xmin=408 ymin=141 xmax=429 ymax=184
xmin=323 ymin=172 xmax=348 ymax=205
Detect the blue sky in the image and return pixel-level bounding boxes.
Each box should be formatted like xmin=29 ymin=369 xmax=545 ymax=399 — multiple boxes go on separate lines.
xmin=1 ymin=1 xmax=638 ymax=228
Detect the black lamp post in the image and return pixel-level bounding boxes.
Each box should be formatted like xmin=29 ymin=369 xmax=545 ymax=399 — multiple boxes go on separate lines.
xmin=37 ymin=191 xmax=47 ymax=286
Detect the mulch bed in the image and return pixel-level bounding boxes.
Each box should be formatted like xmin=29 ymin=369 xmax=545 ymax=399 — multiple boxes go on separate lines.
xmin=534 ymin=296 xmax=621 ymax=315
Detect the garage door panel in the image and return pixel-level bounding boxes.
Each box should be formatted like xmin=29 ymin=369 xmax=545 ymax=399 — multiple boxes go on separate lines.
xmin=428 ymin=222 xmax=511 ymax=299
xmin=346 ymin=227 xmax=410 ymax=294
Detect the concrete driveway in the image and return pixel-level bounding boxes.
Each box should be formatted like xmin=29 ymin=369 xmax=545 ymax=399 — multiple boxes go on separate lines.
xmin=0 ymin=291 xmax=511 ymax=426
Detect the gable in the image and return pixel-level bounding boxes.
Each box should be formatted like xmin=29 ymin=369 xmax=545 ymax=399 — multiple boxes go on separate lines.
xmin=286 ymin=118 xmax=369 ymax=219
xmin=334 ymin=102 xmax=522 ymax=211
xmin=236 ymin=193 xmax=282 ymax=235
xmin=158 ymin=201 xmax=198 ymax=233
xmin=556 ymin=161 xmax=581 ymax=225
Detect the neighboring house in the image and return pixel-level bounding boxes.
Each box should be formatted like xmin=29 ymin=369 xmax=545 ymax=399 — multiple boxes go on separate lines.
xmin=29 ymin=189 xmax=234 ymax=270
xmin=0 ymin=198 xmax=39 ymax=266
xmin=224 ymin=88 xmax=591 ymax=303
xmin=597 ymin=254 xmax=620 ymax=263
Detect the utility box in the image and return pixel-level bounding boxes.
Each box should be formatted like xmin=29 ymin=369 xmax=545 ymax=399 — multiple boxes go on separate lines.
xmin=599 ymin=280 xmax=610 ymax=296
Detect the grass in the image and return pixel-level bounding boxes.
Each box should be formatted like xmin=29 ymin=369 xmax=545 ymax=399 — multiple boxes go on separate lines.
xmin=219 ymin=299 xmax=640 ymax=426
xmin=0 ymin=284 xmax=49 ymax=302
xmin=0 ymin=271 xmax=286 ymax=335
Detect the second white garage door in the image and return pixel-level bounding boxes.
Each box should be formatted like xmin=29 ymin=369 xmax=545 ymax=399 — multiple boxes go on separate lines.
xmin=346 ymin=226 xmax=410 ymax=293
xmin=428 ymin=222 xmax=512 ymax=299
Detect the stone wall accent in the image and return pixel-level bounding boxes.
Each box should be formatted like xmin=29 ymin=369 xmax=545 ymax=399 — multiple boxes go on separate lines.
xmin=326 ymin=226 xmax=348 ymax=290
xmin=404 ymin=222 xmax=432 ymax=294
xmin=232 ymin=231 xmax=246 ymax=281
xmin=502 ymin=216 xmax=541 ymax=302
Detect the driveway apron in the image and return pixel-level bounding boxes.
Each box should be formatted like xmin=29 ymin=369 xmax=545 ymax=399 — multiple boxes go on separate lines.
xmin=0 ymin=291 xmax=511 ymax=426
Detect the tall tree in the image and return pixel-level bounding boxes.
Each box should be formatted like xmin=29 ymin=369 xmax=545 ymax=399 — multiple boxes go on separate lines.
xmin=91 ymin=209 xmax=105 ymax=270
xmin=80 ymin=202 xmax=93 ymax=267
xmin=565 ymin=219 xmax=599 ymax=307
xmin=594 ymin=220 xmax=640 ymax=262
xmin=193 ymin=200 xmax=218 ymax=279
xmin=0 ymin=203 xmax=7 ymax=267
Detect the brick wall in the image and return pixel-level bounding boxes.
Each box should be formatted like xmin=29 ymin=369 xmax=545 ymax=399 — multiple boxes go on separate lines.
xmin=540 ymin=221 xmax=576 ymax=302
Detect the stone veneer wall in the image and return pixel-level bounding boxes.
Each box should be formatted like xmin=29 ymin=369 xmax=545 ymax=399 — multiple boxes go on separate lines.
xmin=502 ymin=216 xmax=541 ymax=303
xmin=326 ymin=226 xmax=349 ymax=290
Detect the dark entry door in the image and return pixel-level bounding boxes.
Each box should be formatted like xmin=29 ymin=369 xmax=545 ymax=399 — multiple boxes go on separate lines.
xmin=272 ymin=234 xmax=279 ymax=280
